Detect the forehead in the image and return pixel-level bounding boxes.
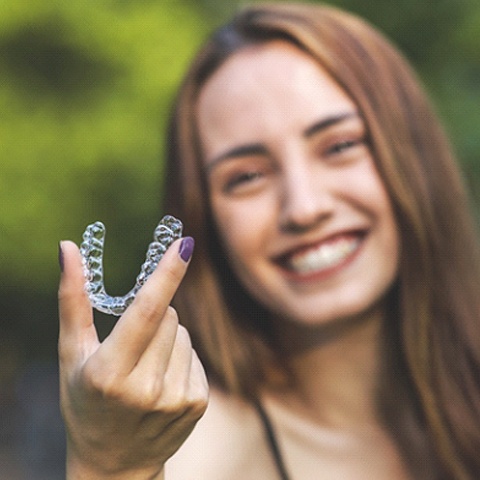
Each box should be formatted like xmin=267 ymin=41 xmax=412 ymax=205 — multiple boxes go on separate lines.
xmin=196 ymin=41 xmax=357 ymax=158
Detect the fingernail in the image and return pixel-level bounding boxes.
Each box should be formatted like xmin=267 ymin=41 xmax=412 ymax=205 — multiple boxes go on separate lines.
xmin=58 ymin=242 xmax=64 ymax=272
xmin=179 ymin=237 xmax=194 ymax=262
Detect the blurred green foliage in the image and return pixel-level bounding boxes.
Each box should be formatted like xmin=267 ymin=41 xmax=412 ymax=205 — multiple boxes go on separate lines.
xmin=0 ymin=0 xmax=479 ymax=359
xmin=0 ymin=0 xmax=213 ymax=295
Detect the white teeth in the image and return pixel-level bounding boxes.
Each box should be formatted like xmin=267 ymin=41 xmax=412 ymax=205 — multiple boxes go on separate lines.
xmin=288 ymin=237 xmax=360 ymax=274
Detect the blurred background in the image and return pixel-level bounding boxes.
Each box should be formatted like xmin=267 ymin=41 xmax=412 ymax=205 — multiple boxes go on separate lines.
xmin=0 ymin=0 xmax=479 ymax=477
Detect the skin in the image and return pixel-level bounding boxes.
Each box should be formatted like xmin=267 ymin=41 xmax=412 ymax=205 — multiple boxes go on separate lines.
xmin=199 ymin=42 xmax=399 ymax=331
xmin=177 ymin=40 xmax=406 ymax=478
xmin=59 ymin=41 xmax=409 ymax=479
xmin=58 ymin=238 xmax=208 ymax=479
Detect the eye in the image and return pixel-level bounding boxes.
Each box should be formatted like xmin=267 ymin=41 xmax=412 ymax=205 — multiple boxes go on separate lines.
xmin=326 ymin=138 xmax=364 ymax=156
xmin=223 ymin=170 xmax=265 ymax=193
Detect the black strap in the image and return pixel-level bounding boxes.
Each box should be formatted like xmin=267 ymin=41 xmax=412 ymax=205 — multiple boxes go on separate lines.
xmin=254 ymin=402 xmax=292 ymax=480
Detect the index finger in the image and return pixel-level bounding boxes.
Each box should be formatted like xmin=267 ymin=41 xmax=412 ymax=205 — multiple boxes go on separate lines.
xmin=100 ymin=236 xmax=194 ymax=372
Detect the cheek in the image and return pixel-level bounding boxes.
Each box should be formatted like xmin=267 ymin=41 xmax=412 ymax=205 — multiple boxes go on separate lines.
xmin=353 ymin=167 xmax=396 ymax=228
xmin=211 ymin=197 xmax=274 ymax=261
xmin=350 ymin=166 xmax=400 ymax=266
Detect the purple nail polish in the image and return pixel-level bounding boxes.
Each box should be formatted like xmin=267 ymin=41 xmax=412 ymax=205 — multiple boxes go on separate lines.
xmin=179 ymin=237 xmax=194 ymax=262
xmin=58 ymin=242 xmax=64 ymax=272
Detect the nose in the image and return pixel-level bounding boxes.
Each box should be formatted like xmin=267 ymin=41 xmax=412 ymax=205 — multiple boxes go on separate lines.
xmin=278 ymin=166 xmax=334 ymax=233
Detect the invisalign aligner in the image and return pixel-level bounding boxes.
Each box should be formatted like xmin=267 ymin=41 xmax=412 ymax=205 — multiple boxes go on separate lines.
xmin=80 ymin=215 xmax=183 ymax=316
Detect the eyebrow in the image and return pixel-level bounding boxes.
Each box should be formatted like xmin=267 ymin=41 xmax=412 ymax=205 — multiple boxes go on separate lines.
xmin=205 ymin=111 xmax=360 ymax=174
xmin=205 ymin=143 xmax=267 ymax=175
xmin=303 ymin=111 xmax=360 ymax=138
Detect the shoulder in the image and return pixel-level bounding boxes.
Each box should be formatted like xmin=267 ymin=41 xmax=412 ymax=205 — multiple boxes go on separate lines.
xmin=165 ymin=387 xmax=278 ymax=480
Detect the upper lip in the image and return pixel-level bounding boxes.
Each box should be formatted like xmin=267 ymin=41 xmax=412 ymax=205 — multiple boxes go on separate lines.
xmin=271 ymin=227 xmax=368 ymax=264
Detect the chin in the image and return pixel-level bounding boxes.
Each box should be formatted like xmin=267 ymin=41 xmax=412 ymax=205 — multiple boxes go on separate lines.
xmin=274 ymin=289 xmax=388 ymax=330
xmin=270 ymin=298 xmax=387 ymax=354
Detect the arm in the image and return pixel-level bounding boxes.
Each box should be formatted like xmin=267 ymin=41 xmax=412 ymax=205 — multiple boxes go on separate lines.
xmin=58 ymin=238 xmax=208 ymax=479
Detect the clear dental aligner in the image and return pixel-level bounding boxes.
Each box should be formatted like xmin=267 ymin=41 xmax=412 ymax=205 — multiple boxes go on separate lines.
xmin=80 ymin=215 xmax=183 ymax=316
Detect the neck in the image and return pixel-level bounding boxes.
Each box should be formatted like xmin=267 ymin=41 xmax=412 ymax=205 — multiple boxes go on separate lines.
xmin=273 ymin=309 xmax=384 ymax=430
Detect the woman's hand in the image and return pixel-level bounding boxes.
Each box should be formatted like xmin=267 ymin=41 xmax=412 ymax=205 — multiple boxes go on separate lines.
xmin=58 ymin=238 xmax=208 ymax=479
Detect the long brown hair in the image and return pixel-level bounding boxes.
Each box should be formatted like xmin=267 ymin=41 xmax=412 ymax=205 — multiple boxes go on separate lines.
xmin=163 ymin=4 xmax=480 ymax=478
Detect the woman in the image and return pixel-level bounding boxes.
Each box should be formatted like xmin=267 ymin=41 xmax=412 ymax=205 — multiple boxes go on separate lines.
xmin=58 ymin=3 xmax=480 ymax=479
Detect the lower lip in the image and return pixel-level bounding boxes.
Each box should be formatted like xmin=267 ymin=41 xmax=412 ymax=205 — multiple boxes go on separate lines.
xmin=278 ymin=237 xmax=364 ymax=284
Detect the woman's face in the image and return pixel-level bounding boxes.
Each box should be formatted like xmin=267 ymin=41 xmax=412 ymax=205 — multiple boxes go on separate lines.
xmin=197 ymin=41 xmax=399 ymax=327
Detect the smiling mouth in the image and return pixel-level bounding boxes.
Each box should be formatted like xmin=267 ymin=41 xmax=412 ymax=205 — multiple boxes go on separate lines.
xmin=278 ymin=233 xmax=364 ymax=276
